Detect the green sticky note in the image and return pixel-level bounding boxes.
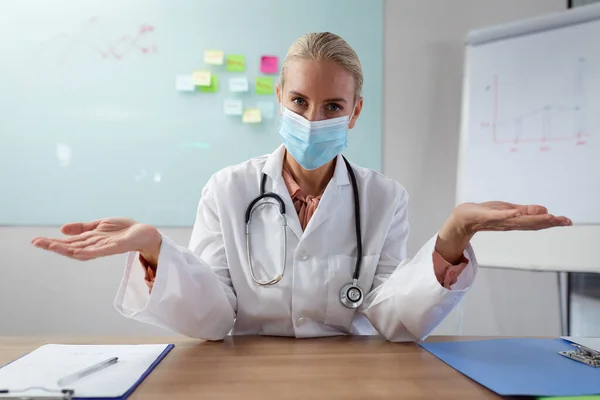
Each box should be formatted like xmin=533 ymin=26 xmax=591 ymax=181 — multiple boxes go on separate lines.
xmin=256 ymin=76 xmax=274 ymax=95
xmin=198 ymin=75 xmax=218 ymax=93
xmin=226 ymin=54 xmax=245 ymax=72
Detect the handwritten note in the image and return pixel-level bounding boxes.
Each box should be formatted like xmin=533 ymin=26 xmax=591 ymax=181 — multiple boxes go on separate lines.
xmin=198 ymin=75 xmax=219 ymax=93
xmin=224 ymin=99 xmax=243 ymax=116
xmin=204 ymin=50 xmax=224 ymax=65
xmin=257 ymin=101 xmax=275 ymax=119
xmin=229 ymin=77 xmax=249 ymax=92
xmin=175 ymin=75 xmax=195 ymax=91
xmin=260 ymin=55 xmax=278 ymax=74
xmin=242 ymin=108 xmax=262 ymax=124
xmin=226 ymin=54 xmax=245 ymax=72
xmin=256 ymin=77 xmax=274 ymax=95
xmin=192 ymin=70 xmax=211 ymax=87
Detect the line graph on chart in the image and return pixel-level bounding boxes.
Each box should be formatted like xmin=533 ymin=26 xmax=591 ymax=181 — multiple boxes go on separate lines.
xmin=479 ymin=57 xmax=591 ymax=152
xmin=30 ymin=16 xmax=157 ymax=65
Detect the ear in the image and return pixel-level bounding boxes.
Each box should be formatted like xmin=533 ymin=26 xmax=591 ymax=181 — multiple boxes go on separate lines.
xmin=348 ymin=97 xmax=363 ymax=129
xmin=276 ymin=84 xmax=283 ymax=114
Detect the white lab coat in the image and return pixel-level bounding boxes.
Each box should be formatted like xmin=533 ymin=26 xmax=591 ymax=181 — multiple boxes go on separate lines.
xmin=114 ymin=145 xmax=478 ymax=342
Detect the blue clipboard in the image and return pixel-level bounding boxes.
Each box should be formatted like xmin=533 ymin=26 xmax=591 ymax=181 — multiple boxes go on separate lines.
xmin=420 ymin=338 xmax=600 ymax=397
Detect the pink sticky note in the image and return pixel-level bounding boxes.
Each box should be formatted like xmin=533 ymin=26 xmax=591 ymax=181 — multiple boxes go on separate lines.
xmin=260 ymin=55 xmax=279 ymax=74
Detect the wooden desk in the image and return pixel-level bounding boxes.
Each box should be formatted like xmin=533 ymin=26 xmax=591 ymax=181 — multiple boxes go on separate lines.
xmin=0 ymin=336 xmax=499 ymax=399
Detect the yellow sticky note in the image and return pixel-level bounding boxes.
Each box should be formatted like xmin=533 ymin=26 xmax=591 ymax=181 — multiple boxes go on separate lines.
xmin=192 ymin=70 xmax=211 ymax=86
xmin=204 ymin=50 xmax=224 ymax=65
xmin=242 ymin=108 xmax=262 ymax=123
xmin=256 ymin=77 xmax=274 ymax=95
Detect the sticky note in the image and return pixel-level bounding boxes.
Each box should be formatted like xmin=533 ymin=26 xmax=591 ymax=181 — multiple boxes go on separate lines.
xmin=192 ymin=70 xmax=211 ymax=87
xmin=260 ymin=55 xmax=279 ymax=74
xmin=198 ymin=75 xmax=218 ymax=93
xmin=243 ymin=108 xmax=262 ymax=123
xmin=226 ymin=54 xmax=245 ymax=72
xmin=224 ymin=99 xmax=243 ymax=116
xmin=256 ymin=77 xmax=274 ymax=95
xmin=175 ymin=75 xmax=195 ymax=91
xmin=204 ymin=50 xmax=224 ymax=65
xmin=229 ymin=77 xmax=249 ymax=92
xmin=257 ymin=101 xmax=275 ymax=119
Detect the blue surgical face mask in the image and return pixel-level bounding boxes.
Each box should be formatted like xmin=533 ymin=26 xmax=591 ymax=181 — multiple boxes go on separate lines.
xmin=278 ymin=106 xmax=354 ymax=170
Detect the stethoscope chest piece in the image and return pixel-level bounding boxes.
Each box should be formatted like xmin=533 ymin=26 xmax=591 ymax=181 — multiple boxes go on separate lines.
xmin=339 ymin=281 xmax=364 ymax=309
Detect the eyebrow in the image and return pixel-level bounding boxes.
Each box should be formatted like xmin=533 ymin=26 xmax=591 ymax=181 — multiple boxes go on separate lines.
xmin=289 ymin=90 xmax=347 ymax=103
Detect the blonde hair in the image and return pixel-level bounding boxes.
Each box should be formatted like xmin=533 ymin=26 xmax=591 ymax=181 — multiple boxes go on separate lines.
xmin=280 ymin=32 xmax=363 ymax=100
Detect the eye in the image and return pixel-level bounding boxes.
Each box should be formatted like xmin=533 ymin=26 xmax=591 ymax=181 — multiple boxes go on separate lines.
xmin=326 ymin=103 xmax=342 ymax=112
xmin=292 ymin=97 xmax=307 ymax=106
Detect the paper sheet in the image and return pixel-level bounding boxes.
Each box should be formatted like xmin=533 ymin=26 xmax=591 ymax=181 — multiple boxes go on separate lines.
xmin=0 ymin=344 xmax=170 ymax=398
xmin=175 ymin=75 xmax=195 ymax=91
xmin=229 ymin=77 xmax=249 ymax=92
xmin=256 ymin=101 xmax=275 ymax=119
xmin=224 ymin=99 xmax=243 ymax=116
xmin=561 ymin=337 xmax=600 ymax=352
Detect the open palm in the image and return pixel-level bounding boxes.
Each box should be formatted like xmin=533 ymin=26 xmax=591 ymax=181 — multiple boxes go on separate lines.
xmin=454 ymin=201 xmax=572 ymax=233
xmin=31 ymin=218 xmax=158 ymax=261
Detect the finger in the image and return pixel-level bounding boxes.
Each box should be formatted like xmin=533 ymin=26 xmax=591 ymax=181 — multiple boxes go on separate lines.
xmin=481 ymin=214 xmax=568 ymax=231
xmin=31 ymin=232 xmax=96 ymax=249
xmin=44 ymin=241 xmax=80 ymax=258
xmin=71 ymin=242 xmax=122 ymax=260
xmin=61 ymin=220 xmax=102 ymax=236
xmin=484 ymin=208 xmax=522 ymax=221
xmin=525 ymin=205 xmax=548 ymax=215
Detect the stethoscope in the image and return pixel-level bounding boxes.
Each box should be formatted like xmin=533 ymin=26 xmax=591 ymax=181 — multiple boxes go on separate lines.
xmin=244 ymin=156 xmax=364 ymax=309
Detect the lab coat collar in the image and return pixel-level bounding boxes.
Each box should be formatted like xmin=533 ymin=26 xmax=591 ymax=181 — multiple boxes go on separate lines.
xmin=262 ymin=144 xmax=351 ymax=187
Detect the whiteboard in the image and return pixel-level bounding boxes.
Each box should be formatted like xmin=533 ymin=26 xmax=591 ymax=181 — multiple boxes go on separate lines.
xmin=0 ymin=0 xmax=383 ymax=227
xmin=457 ymin=3 xmax=600 ymax=273
xmin=457 ymin=3 xmax=600 ymax=225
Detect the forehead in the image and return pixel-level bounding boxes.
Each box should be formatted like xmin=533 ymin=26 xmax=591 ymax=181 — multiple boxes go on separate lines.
xmin=283 ymin=59 xmax=354 ymax=99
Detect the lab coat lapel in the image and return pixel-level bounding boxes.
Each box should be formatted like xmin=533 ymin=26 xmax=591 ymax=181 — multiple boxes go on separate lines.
xmin=261 ymin=145 xmax=303 ymax=240
xmin=302 ymin=154 xmax=351 ymax=239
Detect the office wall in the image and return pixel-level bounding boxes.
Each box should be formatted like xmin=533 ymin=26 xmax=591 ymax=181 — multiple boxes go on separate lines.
xmin=0 ymin=0 xmax=566 ymax=337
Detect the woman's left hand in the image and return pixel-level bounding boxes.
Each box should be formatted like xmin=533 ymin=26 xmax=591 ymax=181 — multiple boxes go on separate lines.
xmin=435 ymin=201 xmax=572 ymax=264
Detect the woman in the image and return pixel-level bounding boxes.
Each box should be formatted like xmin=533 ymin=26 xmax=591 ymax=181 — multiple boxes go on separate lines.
xmin=32 ymin=32 xmax=571 ymax=342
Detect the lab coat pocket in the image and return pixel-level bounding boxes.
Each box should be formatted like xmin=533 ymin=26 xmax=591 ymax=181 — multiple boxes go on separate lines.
xmin=324 ymin=254 xmax=379 ymax=330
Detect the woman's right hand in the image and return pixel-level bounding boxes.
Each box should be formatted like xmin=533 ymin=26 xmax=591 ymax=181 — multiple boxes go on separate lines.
xmin=31 ymin=218 xmax=162 ymax=263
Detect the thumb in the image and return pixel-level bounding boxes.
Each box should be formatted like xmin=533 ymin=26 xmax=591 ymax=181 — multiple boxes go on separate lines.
xmin=61 ymin=220 xmax=101 ymax=236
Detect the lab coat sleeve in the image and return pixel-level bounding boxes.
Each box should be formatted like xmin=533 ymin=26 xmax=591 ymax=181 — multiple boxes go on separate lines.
xmin=113 ymin=178 xmax=236 ymax=340
xmin=361 ymin=188 xmax=478 ymax=342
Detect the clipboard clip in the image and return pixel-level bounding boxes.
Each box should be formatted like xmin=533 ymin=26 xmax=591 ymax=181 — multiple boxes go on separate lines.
xmin=0 ymin=386 xmax=74 ymax=400
xmin=559 ymin=343 xmax=600 ymax=367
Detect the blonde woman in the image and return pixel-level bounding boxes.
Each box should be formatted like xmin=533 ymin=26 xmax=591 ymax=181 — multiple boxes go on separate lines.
xmin=32 ymin=32 xmax=571 ymax=342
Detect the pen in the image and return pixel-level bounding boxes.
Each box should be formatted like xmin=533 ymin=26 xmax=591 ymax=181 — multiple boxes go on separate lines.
xmin=57 ymin=357 xmax=119 ymax=387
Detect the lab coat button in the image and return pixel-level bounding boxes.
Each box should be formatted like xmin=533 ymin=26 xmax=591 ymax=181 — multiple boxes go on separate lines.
xmin=298 ymin=252 xmax=308 ymax=261
xmin=296 ymin=317 xmax=305 ymax=325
